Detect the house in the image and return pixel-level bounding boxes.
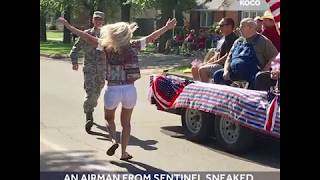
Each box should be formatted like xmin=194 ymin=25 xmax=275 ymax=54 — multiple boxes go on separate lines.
xmin=187 ymin=0 xmax=271 ymax=32
xmin=130 ymin=8 xmax=159 ymax=36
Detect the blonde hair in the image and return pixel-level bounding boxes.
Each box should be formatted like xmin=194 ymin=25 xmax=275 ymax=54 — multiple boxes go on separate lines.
xmin=100 ymin=22 xmax=138 ymax=52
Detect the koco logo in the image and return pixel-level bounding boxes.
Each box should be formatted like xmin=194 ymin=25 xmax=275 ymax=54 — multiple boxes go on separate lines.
xmin=240 ymin=0 xmax=261 ymax=6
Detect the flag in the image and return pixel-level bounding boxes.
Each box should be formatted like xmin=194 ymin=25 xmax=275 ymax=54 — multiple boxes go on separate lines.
xmin=173 ymin=82 xmax=280 ymax=136
xmin=265 ymin=0 xmax=280 ymax=33
xmin=150 ymin=75 xmax=191 ymax=110
xmin=271 ymin=53 xmax=280 ymax=71
xmin=265 ymin=95 xmax=279 ymax=131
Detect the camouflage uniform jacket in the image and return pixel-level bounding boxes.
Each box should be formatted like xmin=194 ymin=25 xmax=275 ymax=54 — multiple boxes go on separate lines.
xmin=69 ymin=28 xmax=104 ymax=66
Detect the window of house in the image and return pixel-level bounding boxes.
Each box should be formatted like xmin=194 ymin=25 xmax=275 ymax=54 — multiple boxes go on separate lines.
xmin=200 ymin=11 xmax=213 ymax=27
xmin=241 ymin=11 xmax=264 ymax=19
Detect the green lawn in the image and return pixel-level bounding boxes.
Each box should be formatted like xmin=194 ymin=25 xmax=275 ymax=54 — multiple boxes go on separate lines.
xmin=41 ymin=31 xmax=157 ymax=56
xmin=47 ymin=31 xmax=63 ymax=41
xmin=168 ymin=65 xmax=192 ymax=74
xmin=141 ymin=43 xmax=157 ymax=54
xmin=40 ymin=31 xmax=72 ymax=56
xmin=40 ymin=32 xmax=191 ymax=75
xmin=40 ymin=40 xmax=73 ymax=55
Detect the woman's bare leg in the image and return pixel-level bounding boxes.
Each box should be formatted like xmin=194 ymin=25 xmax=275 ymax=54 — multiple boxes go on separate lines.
xmin=120 ymin=107 xmax=134 ymax=158
xmin=199 ymin=66 xmax=210 ymax=83
xmin=104 ymin=108 xmax=118 ymax=143
xmin=192 ymin=66 xmax=200 ymax=81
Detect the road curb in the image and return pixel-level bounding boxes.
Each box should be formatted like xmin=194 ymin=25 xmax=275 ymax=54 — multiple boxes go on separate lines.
xmin=40 ymin=53 xmax=69 ymax=59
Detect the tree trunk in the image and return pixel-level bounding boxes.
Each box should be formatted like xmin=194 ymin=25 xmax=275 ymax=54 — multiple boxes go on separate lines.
xmin=40 ymin=14 xmax=47 ymax=41
xmin=158 ymin=1 xmax=175 ymax=53
xmin=97 ymin=0 xmax=107 ymax=24
xmin=175 ymin=8 xmax=184 ymax=27
xmin=97 ymin=0 xmax=107 ymax=13
xmin=88 ymin=7 xmax=95 ymax=28
xmin=120 ymin=0 xmax=131 ymax=22
xmin=55 ymin=11 xmax=61 ymax=20
xmin=81 ymin=0 xmax=94 ymax=27
xmin=63 ymin=6 xmax=72 ymax=43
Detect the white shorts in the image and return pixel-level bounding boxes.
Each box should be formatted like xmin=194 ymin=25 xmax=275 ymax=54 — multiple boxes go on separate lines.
xmin=104 ymin=84 xmax=137 ymax=110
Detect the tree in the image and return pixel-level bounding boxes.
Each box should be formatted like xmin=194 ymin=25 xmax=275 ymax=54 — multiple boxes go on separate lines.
xmin=40 ymin=0 xmax=59 ymax=41
xmin=55 ymin=0 xmax=81 ymax=43
xmin=63 ymin=5 xmax=72 ymax=43
xmin=121 ymin=0 xmax=131 ymax=22
xmin=81 ymin=0 xmax=108 ymax=26
xmin=54 ymin=0 xmax=92 ymax=43
xmin=97 ymin=0 xmax=107 ymax=15
xmin=40 ymin=13 xmax=47 ymax=41
xmin=157 ymin=0 xmax=175 ymax=53
xmin=40 ymin=0 xmax=78 ymax=43
xmin=81 ymin=0 xmax=96 ymax=27
xmin=128 ymin=0 xmax=197 ymax=53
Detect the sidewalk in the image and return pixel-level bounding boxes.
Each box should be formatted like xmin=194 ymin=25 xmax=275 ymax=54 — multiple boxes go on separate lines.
xmin=40 ymin=53 xmax=195 ymax=75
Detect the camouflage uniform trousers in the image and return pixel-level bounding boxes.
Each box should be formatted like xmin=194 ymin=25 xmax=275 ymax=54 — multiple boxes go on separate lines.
xmin=83 ymin=62 xmax=106 ymax=114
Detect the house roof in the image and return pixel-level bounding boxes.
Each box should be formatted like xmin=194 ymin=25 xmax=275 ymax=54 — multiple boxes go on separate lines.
xmin=194 ymin=0 xmax=270 ymax=11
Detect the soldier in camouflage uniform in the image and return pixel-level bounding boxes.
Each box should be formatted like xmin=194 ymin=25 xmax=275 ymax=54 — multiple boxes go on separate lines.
xmin=58 ymin=16 xmax=177 ymax=160
xmin=69 ymin=11 xmax=106 ymax=133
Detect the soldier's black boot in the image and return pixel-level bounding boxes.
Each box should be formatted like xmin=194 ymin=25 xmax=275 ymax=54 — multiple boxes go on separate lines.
xmin=85 ymin=112 xmax=94 ymax=133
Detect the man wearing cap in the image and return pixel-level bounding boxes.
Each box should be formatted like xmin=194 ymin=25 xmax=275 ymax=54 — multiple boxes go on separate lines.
xmin=213 ymin=18 xmax=278 ymax=89
xmin=69 ymin=11 xmax=106 ymax=133
xmin=261 ymin=11 xmax=280 ymax=51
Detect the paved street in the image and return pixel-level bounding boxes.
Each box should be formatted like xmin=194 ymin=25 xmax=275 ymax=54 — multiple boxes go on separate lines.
xmin=40 ymin=55 xmax=279 ymax=172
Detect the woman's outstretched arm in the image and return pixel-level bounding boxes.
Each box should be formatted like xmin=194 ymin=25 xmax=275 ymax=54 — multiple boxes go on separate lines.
xmin=57 ymin=17 xmax=99 ymax=48
xmin=145 ymin=18 xmax=177 ymax=44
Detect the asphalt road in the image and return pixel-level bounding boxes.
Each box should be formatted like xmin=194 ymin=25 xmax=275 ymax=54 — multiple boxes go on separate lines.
xmin=40 ymin=56 xmax=279 ymax=172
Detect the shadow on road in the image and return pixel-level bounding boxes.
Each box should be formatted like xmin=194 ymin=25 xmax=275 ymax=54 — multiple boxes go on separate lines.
xmin=110 ymin=160 xmax=169 ymax=174
xmin=40 ymin=150 xmax=109 ymax=171
xmin=160 ymin=125 xmax=280 ymax=169
xmin=88 ymin=131 xmax=111 ymax=141
xmin=160 ymin=126 xmax=185 ymax=139
xmin=93 ymin=123 xmax=158 ymax=151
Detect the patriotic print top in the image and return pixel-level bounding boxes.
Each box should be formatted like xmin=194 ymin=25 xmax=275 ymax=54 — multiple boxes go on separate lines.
xmin=97 ymin=38 xmax=146 ymax=85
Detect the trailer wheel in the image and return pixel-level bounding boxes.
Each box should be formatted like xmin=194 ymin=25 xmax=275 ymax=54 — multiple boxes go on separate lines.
xmin=181 ymin=109 xmax=212 ymax=142
xmin=214 ymin=115 xmax=255 ymax=153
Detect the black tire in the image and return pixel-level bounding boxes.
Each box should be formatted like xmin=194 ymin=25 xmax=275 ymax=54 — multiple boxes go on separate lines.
xmin=181 ymin=109 xmax=213 ymax=143
xmin=214 ymin=115 xmax=255 ymax=154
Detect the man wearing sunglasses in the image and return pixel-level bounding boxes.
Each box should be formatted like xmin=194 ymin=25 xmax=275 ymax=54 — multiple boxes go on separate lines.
xmin=213 ymin=18 xmax=278 ymax=89
xmin=193 ymin=18 xmax=238 ymax=83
